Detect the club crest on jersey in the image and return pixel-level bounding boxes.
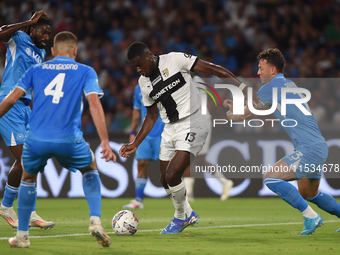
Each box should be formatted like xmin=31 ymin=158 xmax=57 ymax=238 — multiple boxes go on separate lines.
xmin=16 ymin=133 xmax=24 ymax=140
xmin=162 ymin=68 xmax=169 ymax=78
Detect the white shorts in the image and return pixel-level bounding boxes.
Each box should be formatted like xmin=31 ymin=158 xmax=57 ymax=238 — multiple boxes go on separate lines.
xmin=159 ymin=110 xmax=209 ymax=161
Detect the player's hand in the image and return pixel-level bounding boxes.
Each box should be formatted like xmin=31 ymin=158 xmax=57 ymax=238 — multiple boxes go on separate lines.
xmin=129 ymin=134 xmax=136 ymax=143
xmin=119 ymin=143 xmax=137 ymax=158
xmin=100 ymin=142 xmax=116 ymax=162
xmin=29 ymin=10 xmax=49 ymax=25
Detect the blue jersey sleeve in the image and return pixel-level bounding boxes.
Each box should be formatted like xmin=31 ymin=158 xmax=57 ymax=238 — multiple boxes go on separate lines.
xmin=133 ymin=85 xmax=141 ymax=109
xmin=15 ymin=66 xmax=34 ymax=94
xmin=257 ymin=83 xmax=273 ymax=105
xmin=83 ymin=67 xmax=103 ymax=97
xmin=7 ymin=31 xmax=25 ymax=45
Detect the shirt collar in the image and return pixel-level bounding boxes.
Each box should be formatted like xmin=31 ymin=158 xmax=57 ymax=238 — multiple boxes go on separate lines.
xmin=54 ymin=56 xmax=76 ymax=62
xmin=272 ymin=73 xmax=284 ymax=80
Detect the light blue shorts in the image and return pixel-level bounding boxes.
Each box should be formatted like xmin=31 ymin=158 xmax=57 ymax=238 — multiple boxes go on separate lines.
xmin=282 ymin=143 xmax=328 ymax=181
xmin=0 ymin=97 xmax=30 ymax=146
xmin=136 ymin=136 xmax=161 ymax=161
xmin=22 ymin=138 xmax=94 ymax=175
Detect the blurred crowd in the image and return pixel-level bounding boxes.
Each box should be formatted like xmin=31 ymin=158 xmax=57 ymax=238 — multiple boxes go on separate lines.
xmin=1 ymin=0 xmax=340 ymax=134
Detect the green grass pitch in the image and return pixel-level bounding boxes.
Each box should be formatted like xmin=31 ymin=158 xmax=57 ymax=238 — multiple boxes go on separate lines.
xmin=1 ymin=197 xmax=340 ymax=254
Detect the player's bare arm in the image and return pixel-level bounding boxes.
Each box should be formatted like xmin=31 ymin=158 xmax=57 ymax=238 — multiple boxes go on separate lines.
xmin=120 ymin=104 xmax=159 ymax=158
xmin=193 ymin=59 xmax=263 ymax=108
xmin=0 ymin=10 xmax=48 ymax=42
xmin=87 ymin=93 xmax=116 ymax=163
xmin=0 ymin=87 xmax=25 ymax=118
xmin=129 ymin=108 xmax=141 ymax=143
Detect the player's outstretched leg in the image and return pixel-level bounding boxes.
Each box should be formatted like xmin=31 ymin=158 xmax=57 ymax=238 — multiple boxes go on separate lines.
xmin=264 ymin=177 xmax=323 ymax=235
xmin=83 ymin=169 xmax=111 ymax=247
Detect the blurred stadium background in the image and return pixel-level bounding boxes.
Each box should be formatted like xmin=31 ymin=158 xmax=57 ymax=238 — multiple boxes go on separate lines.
xmin=0 ymin=0 xmax=340 ymax=199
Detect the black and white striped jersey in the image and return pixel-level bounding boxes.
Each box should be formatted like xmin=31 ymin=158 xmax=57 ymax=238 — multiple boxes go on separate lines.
xmin=138 ymin=52 xmax=200 ymax=123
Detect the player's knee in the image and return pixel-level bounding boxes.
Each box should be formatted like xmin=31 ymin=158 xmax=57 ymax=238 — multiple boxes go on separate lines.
xmin=164 ymin=172 xmax=172 ymax=183
xmin=263 ymin=171 xmax=274 ymax=179
xmin=164 ymin=170 xmax=180 ymax=184
xmin=299 ymin=189 xmax=317 ymax=199
xmin=137 ymin=160 xmax=148 ymax=168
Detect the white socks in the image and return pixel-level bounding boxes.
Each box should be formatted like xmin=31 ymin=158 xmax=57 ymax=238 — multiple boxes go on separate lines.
xmin=302 ymin=205 xmax=318 ymax=218
xmin=17 ymin=230 xmax=29 ymax=239
xmin=168 ymin=181 xmax=192 ymax=220
xmin=0 ymin=203 xmax=11 ymax=210
xmin=90 ymin=216 xmax=101 ymax=225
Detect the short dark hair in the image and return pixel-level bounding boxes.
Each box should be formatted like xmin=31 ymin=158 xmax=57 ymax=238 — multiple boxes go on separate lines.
xmin=127 ymin=42 xmax=149 ymax=60
xmin=54 ymin=31 xmax=77 ymax=46
xmin=257 ymin=48 xmax=285 ymax=73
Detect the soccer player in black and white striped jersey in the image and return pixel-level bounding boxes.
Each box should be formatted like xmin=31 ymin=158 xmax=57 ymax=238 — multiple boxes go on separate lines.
xmin=119 ymin=41 xmax=262 ymax=234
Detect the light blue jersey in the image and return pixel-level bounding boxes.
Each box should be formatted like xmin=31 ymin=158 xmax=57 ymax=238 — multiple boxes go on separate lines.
xmin=257 ymin=74 xmax=326 ymax=148
xmin=134 ymin=84 xmax=164 ymax=138
xmin=0 ymin=31 xmax=45 ymax=102
xmin=16 ymin=56 xmax=103 ymax=143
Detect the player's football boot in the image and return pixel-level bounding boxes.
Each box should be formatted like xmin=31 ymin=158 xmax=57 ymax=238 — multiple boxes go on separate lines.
xmin=160 ymin=210 xmax=199 ymax=234
xmin=221 ymin=179 xmax=234 ymax=201
xmin=187 ymin=210 xmax=199 ymax=226
xmin=29 ymin=211 xmax=55 ymax=229
xmin=0 ymin=206 xmax=18 ymax=228
xmin=300 ymin=213 xmax=323 ymax=235
xmin=89 ymin=221 xmax=111 ymax=247
xmin=123 ymin=199 xmax=144 ymax=209
xmin=8 ymin=235 xmax=30 ymax=248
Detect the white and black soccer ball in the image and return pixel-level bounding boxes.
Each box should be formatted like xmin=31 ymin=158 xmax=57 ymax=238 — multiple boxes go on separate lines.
xmin=112 ymin=210 xmax=139 ymax=235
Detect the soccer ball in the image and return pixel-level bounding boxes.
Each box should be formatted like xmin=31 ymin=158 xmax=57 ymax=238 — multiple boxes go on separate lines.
xmin=112 ymin=210 xmax=139 ymax=235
